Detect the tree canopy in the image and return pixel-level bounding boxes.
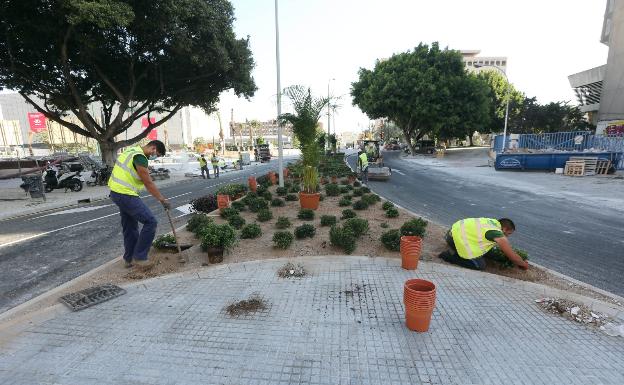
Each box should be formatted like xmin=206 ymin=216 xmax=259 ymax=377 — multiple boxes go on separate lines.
xmin=0 ymin=0 xmax=256 ymax=163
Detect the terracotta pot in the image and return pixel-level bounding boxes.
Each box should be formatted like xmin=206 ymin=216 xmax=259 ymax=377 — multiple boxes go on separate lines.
xmin=400 ymin=236 xmax=422 ymax=270
xmin=403 ymin=279 xmax=436 ymax=332
xmin=217 ymin=194 xmax=230 ymax=209
xmin=299 ymin=192 xmax=321 ymax=210
xmin=269 ymin=172 xmax=277 ymax=185
xmin=331 ymin=176 xmax=338 ymax=183
xmin=207 ymin=247 xmax=224 ymax=264
xmin=248 ymin=176 xmax=257 ymax=192
xmin=405 ymin=307 xmax=434 ymax=332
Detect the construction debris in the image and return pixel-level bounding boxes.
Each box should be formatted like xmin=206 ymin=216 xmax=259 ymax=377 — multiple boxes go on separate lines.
xmin=225 ymin=295 xmax=268 ymax=317
xmin=535 ymin=298 xmax=610 ymax=328
xmin=277 ymin=262 xmax=306 ymax=278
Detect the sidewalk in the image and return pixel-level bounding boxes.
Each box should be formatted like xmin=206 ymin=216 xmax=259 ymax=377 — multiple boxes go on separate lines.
xmin=1 ymin=256 xmax=622 ymax=385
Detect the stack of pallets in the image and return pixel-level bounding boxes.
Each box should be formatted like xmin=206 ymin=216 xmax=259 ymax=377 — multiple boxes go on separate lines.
xmin=564 ymin=160 xmax=585 ymax=176
xmin=564 ymin=157 xmax=611 ymax=176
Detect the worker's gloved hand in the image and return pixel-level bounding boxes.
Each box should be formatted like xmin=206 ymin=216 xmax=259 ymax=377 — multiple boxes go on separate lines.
xmin=160 ymin=199 xmax=171 ymax=210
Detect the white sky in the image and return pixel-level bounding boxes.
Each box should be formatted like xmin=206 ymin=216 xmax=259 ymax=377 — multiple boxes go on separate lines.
xmin=210 ymin=0 xmax=609 ymax=136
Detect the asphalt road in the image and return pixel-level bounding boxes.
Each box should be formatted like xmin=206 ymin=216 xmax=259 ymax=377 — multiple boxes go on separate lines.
xmin=349 ymin=151 xmax=624 ymax=297
xmin=0 ymin=160 xmax=286 ymax=314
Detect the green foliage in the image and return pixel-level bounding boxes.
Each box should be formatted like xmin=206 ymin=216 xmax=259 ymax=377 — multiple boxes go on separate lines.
xmin=231 ymin=200 xmax=246 ymax=211
xmin=216 ymin=184 xmax=248 ymax=198
xmin=485 ymin=248 xmax=529 ymax=268
xmin=341 ymin=209 xmax=356 ymax=219
xmin=271 ymin=198 xmax=285 ymax=207
xmin=297 ymin=209 xmax=315 ymax=220
xmin=261 ymin=190 xmax=272 ymax=201
xmin=382 ymin=201 xmax=395 ymax=211
xmin=186 ymin=214 xmax=213 ymax=235
xmin=302 ymin=165 xmax=319 ymax=194
xmin=227 ymin=215 xmax=245 ymax=230
xmin=380 ymin=229 xmax=401 ymax=251
xmin=220 ymin=207 xmax=240 ymax=220
xmin=285 ymin=193 xmax=299 ymax=201
xmin=361 ymin=194 xmax=380 ymax=206
xmin=256 ymin=185 xmax=268 ymax=195
xmin=353 ymin=181 xmax=361 ymax=187
xmin=380 ymin=222 xmax=390 ymax=228
xmin=152 ymin=234 xmax=176 ymax=249
xmin=0 ymin=0 xmax=256 ymax=165
xmin=329 ymin=225 xmax=356 ymax=254
xmin=242 ymin=192 xmax=258 ymax=205
xmin=289 ymin=184 xmax=300 ymax=193
xmin=275 ymin=216 xmax=291 ymax=229
xmin=352 ymin=200 xmax=369 ymax=210
xmin=276 ymin=187 xmax=288 ymax=196
xmin=352 ymin=188 xmax=363 ymax=197
xmin=240 ymin=223 xmax=262 ymax=239
xmin=247 ymin=197 xmax=269 ymax=212
xmin=338 ymin=197 xmax=352 ymax=207
xmin=294 ymin=224 xmax=316 ymax=239
xmin=400 ymin=218 xmax=428 ymax=237
xmin=339 ymin=185 xmax=350 ymax=194
xmin=320 ymin=215 xmax=337 ymax=227
xmin=343 ymin=218 xmax=369 ymax=237
xmin=361 ymin=187 xmax=371 ymax=194
xmin=385 ymin=207 xmax=400 ymax=218
xmin=201 ymin=224 xmax=237 ymax=250
xmin=257 ymin=209 xmax=273 ymax=222
xmin=324 ymin=183 xmax=341 ymax=197
xmin=190 ymin=195 xmax=218 ymax=213
xmin=273 ymin=231 xmax=294 ymax=249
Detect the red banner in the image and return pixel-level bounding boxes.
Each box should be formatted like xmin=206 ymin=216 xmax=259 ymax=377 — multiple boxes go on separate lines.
xmin=141 ymin=117 xmax=156 ymax=128
xmin=147 ymin=130 xmax=158 ymax=140
xmin=27 ymin=112 xmax=47 ymax=133
xmin=142 ymin=117 xmax=158 ymax=140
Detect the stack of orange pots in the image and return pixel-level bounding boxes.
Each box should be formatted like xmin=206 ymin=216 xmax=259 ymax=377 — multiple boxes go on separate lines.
xmin=400 ymin=236 xmax=422 ymax=270
xmin=217 ymin=194 xmax=230 ymax=209
xmin=248 ymin=176 xmax=257 ymax=192
xmin=403 ymin=279 xmax=436 ymax=332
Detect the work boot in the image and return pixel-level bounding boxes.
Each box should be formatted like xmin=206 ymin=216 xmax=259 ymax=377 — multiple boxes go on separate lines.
xmin=438 ymin=250 xmax=451 ymax=262
xmin=124 ymin=260 xmax=133 ymax=268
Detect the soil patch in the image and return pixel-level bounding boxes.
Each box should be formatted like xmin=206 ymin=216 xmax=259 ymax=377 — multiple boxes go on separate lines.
xmin=277 ymin=262 xmax=306 ymax=278
xmin=225 ymin=295 xmax=268 ymax=317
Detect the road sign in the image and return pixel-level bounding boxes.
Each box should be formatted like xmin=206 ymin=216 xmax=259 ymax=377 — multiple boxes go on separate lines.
xmin=27 ymin=112 xmax=47 ymax=133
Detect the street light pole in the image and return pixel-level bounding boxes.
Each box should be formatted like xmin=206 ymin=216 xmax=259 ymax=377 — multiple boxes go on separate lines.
xmin=274 ymin=0 xmax=284 ymax=187
xmin=475 ymin=64 xmax=510 ymax=153
xmin=327 ymin=78 xmax=335 ymax=146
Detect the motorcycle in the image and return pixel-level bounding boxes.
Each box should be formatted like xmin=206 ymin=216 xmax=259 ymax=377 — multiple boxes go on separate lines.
xmin=86 ymin=165 xmax=111 ymax=186
xmin=44 ymin=162 xmax=84 ymax=192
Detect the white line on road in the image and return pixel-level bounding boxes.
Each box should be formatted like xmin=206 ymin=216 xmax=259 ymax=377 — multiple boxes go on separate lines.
xmin=30 ymin=204 xmax=114 ymax=219
xmin=393 ymin=169 xmax=406 ymax=175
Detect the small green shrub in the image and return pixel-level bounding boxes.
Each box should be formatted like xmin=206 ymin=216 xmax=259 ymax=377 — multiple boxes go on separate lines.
xmin=241 ymin=192 xmax=258 ymax=206
xmin=273 ymin=231 xmax=294 ymax=249
xmin=341 ymin=209 xmax=356 ymax=219
xmin=276 ymin=187 xmax=288 ymax=196
xmin=294 ymin=224 xmax=316 ymax=239
xmin=353 ymin=181 xmax=361 ymax=187
xmin=153 ymin=234 xmax=176 ymax=249
xmin=186 ymin=214 xmax=213 ymax=235
xmin=200 ymin=223 xmax=236 ymax=250
xmin=284 ymin=181 xmax=292 ymax=189
xmin=382 ymin=201 xmax=395 ymax=211
xmin=271 ymin=198 xmax=285 ymax=207
xmin=329 ymin=225 xmax=356 ymax=254
xmin=228 ymin=214 xmax=246 ymax=229
xmin=257 ymin=209 xmax=273 ymax=222
xmin=324 ymin=183 xmax=341 ymax=197
xmin=361 ymin=194 xmax=379 ymax=206
xmin=339 ymin=186 xmax=349 ymax=194
xmin=256 ymin=185 xmax=267 ymax=195
xmin=338 ymin=197 xmax=352 ymax=207
xmin=361 ymin=186 xmax=371 ymax=193
xmin=285 ymin=193 xmax=298 ymax=201
xmin=289 ymin=185 xmax=300 ymax=193
xmin=343 ymin=218 xmax=369 ymax=237
xmin=248 ymin=197 xmax=269 ymax=212
xmin=385 ymin=207 xmax=399 ymax=218
xmin=275 ymin=216 xmax=291 ymax=229
xmin=320 ymin=215 xmax=337 ymax=227
xmin=262 ymin=190 xmax=272 ymax=201
xmin=400 ymin=218 xmax=428 ymax=237
xmin=380 ymin=222 xmax=389 ymax=228
xmin=297 ymin=208 xmax=315 ymax=220
xmin=231 ymin=200 xmax=246 ymax=211
xmin=352 ymin=199 xmax=369 ymax=210
xmin=352 ymin=188 xmax=363 ymax=197
xmin=220 ymin=207 xmax=240 ymax=219
xmin=486 ymin=248 xmax=529 ymax=268
xmin=215 ymin=183 xmax=248 ymax=199
xmin=380 ymin=229 xmax=401 ymax=251
xmin=240 ymin=223 xmax=262 ymax=239
xmin=344 ymin=184 xmax=354 ymax=191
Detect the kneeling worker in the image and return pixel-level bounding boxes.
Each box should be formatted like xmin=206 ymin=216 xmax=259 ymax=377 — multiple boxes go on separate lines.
xmin=439 ymin=217 xmax=528 ymax=271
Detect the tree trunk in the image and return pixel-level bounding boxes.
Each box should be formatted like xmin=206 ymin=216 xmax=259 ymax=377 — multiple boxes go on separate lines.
xmin=468 ymin=133 xmax=474 ymax=147
xmin=99 ymin=140 xmax=119 ymax=166
xmin=402 ymin=128 xmax=416 ymax=155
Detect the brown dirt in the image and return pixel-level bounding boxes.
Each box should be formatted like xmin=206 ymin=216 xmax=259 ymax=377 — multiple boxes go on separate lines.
xmin=225 ymin=295 xmax=268 ymax=316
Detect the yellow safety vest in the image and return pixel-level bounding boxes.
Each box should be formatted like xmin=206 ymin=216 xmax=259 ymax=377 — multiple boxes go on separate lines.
xmin=199 ymin=157 xmax=207 ymax=167
xmin=108 ymin=146 xmax=147 ymax=196
xmin=359 ymin=153 xmax=369 ymax=169
xmin=211 ymin=157 xmax=218 ymax=166
xmin=451 ymin=218 xmax=501 ymax=259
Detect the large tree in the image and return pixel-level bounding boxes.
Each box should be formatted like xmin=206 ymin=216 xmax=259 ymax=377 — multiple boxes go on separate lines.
xmin=476 ymin=70 xmax=524 ymax=133
xmin=0 ymin=0 xmax=256 ymax=164
xmin=351 ymin=42 xmax=468 ymax=154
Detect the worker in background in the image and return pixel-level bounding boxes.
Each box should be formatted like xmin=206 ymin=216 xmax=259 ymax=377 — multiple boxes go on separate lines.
xmin=198 ymin=154 xmax=210 ymax=179
xmin=211 ymin=152 xmax=220 ymax=178
xmin=108 ymin=140 xmax=170 ymax=268
xmin=439 ymin=218 xmax=528 ymax=271
xmin=357 ymin=149 xmax=369 ymax=185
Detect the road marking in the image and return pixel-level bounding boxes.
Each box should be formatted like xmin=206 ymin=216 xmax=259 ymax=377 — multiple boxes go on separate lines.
xmin=31 ymin=204 xmax=114 ymax=219
xmin=175 ymin=204 xmax=193 ymax=215
xmin=393 ymin=169 xmax=405 ymax=175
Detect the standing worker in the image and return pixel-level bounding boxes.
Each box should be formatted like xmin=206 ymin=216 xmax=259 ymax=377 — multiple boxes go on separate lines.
xmin=108 ymin=140 xmax=170 ymax=268
xmin=198 ymin=154 xmax=210 ymax=179
xmin=211 ymin=152 xmax=220 ymax=178
xmin=439 ymin=217 xmax=528 ymax=271
xmin=358 ymin=149 xmax=369 ymax=185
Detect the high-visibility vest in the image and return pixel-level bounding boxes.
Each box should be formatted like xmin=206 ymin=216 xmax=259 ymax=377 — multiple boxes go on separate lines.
xmin=451 ymin=218 xmax=501 ymax=259
xmin=211 ymin=157 xmax=218 ymax=166
xmin=359 ymin=153 xmax=369 ymax=169
xmin=199 ymin=157 xmax=207 ymax=167
xmin=108 ymin=146 xmax=146 ymax=196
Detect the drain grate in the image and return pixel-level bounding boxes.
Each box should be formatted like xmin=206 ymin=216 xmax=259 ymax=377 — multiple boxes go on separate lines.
xmin=59 ymin=284 xmax=126 ymax=311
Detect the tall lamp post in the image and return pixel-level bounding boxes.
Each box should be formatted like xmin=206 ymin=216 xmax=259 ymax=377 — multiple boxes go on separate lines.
xmin=274 ymin=0 xmax=284 ymax=187
xmin=327 ymin=78 xmax=335 ymax=145
xmin=475 ymin=64 xmax=510 ymax=153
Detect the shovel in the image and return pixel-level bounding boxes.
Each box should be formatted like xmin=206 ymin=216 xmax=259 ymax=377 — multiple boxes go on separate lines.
xmin=165 ymin=207 xmax=187 ymax=263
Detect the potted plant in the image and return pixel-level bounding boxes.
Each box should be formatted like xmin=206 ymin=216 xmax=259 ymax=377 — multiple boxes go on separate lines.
xmin=200 ymin=223 xmax=236 ymax=264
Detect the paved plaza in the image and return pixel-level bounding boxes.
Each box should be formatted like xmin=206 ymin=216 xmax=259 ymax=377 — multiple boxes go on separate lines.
xmin=1 ymin=256 xmax=623 ymax=385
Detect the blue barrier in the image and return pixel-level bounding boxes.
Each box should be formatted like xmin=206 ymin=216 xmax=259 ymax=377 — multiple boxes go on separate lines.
xmin=495 ymin=152 xmax=622 ymax=171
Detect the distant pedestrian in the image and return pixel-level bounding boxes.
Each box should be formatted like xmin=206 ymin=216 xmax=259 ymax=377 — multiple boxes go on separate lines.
xmin=108 ymin=140 xmax=170 ymax=268
xmin=358 ymin=149 xmax=369 ymax=185
xmin=211 ymin=153 xmax=220 ymax=178
xmin=198 ymin=154 xmax=210 ymax=179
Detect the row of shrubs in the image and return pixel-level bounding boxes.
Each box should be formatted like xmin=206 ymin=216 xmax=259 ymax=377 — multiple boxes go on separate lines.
xmin=380 ymin=218 xmax=429 ymax=251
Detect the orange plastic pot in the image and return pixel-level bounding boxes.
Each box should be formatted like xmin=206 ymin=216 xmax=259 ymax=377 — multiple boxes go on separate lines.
xmin=269 ymin=172 xmax=277 ymax=185
xmin=400 ymin=236 xmax=422 ymax=270
xmin=404 ymin=279 xmax=436 ymax=332
xmin=405 ymin=307 xmax=434 ymax=332
xmin=299 ymin=192 xmax=321 ymax=210
xmin=248 ymin=176 xmax=257 ymax=192
xmin=217 ymin=194 xmax=230 ymax=209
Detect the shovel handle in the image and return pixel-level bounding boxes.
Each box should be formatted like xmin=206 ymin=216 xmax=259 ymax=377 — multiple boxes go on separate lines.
xmin=165 ymin=208 xmax=183 ymax=255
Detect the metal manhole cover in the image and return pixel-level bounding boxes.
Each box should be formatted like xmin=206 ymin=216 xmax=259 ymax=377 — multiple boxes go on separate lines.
xmin=59 ymin=284 xmax=126 ymax=311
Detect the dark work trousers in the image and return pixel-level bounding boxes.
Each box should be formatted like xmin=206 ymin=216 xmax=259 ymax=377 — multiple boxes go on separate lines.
xmin=442 ymin=230 xmax=488 ymax=270
xmin=212 ymin=165 xmax=220 ymax=177
xmin=361 ymin=166 xmax=369 ymax=184
xmin=109 ymin=191 xmax=158 ymax=262
xmin=200 ymin=165 xmax=210 ymax=179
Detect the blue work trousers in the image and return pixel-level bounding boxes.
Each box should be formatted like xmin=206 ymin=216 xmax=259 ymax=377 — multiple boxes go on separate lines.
xmin=109 ymin=191 xmax=158 ymax=262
